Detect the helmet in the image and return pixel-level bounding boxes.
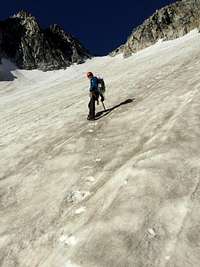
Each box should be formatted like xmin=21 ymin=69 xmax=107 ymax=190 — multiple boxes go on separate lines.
xmin=87 ymin=72 xmax=93 ymax=78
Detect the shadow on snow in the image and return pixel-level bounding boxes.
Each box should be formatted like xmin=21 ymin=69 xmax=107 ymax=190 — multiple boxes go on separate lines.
xmin=0 ymin=59 xmax=17 ymax=81
xmin=95 ymin=98 xmax=135 ymax=120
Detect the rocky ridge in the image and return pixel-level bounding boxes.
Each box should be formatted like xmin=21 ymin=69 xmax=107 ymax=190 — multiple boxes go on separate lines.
xmin=0 ymin=11 xmax=91 ymax=70
xmin=111 ymin=0 xmax=200 ymax=57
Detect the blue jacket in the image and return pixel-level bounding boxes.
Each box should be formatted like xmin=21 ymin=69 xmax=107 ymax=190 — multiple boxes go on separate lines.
xmin=90 ymin=76 xmax=99 ymax=93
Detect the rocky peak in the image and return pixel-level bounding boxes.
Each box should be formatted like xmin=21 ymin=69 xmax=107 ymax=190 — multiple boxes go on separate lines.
xmin=47 ymin=24 xmax=72 ymax=43
xmin=14 ymin=10 xmax=33 ymax=19
xmin=49 ymin=24 xmax=64 ymax=34
xmin=15 ymin=10 xmax=41 ymax=36
xmin=111 ymin=0 xmax=200 ymax=57
xmin=0 ymin=10 xmax=91 ymax=70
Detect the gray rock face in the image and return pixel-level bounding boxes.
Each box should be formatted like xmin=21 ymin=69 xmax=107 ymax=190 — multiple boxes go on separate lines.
xmin=111 ymin=0 xmax=200 ymax=57
xmin=0 ymin=11 xmax=91 ymax=70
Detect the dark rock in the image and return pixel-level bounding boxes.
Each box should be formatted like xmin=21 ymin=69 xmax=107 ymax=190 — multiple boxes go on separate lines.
xmin=0 ymin=10 xmax=91 ymax=71
xmin=111 ymin=0 xmax=200 ymax=57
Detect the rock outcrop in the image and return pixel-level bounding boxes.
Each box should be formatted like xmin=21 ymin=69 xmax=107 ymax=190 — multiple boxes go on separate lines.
xmin=0 ymin=11 xmax=91 ymax=70
xmin=111 ymin=0 xmax=200 ymax=57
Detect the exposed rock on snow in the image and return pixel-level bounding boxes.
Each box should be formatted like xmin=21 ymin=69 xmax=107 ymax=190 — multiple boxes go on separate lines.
xmin=111 ymin=0 xmax=200 ymax=57
xmin=0 ymin=10 xmax=91 ymax=71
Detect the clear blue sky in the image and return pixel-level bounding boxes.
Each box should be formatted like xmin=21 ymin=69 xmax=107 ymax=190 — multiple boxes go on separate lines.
xmin=1 ymin=0 xmax=176 ymax=55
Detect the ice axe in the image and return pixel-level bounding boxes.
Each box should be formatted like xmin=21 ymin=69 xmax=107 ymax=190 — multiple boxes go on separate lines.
xmin=101 ymin=101 xmax=106 ymax=111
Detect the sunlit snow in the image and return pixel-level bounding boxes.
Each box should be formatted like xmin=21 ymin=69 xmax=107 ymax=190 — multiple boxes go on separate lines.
xmin=1 ymin=29 xmax=200 ymax=267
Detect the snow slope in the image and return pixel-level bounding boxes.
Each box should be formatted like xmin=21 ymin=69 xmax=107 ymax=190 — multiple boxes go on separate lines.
xmin=1 ymin=30 xmax=200 ymax=267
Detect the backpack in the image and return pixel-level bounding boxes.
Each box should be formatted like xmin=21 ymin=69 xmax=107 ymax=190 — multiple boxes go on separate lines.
xmin=97 ymin=77 xmax=106 ymax=96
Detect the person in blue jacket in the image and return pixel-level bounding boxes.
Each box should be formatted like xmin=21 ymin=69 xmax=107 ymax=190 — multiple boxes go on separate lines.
xmin=86 ymin=72 xmax=104 ymax=120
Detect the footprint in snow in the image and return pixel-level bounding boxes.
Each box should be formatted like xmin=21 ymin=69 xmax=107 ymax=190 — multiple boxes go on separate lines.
xmin=82 ymin=166 xmax=93 ymax=169
xmin=86 ymin=176 xmax=95 ymax=183
xmin=65 ymin=190 xmax=91 ymax=204
xmin=74 ymin=206 xmax=86 ymax=215
xmin=59 ymin=235 xmax=78 ymax=246
xmin=65 ymin=260 xmax=80 ymax=267
xmin=147 ymin=228 xmax=156 ymax=238
xmin=124 ymin=179 xmax=128 ymax=185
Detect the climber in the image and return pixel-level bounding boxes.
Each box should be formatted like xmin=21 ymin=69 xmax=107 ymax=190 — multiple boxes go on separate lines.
xmin=86 ymin=72 xmax=104 ymax=120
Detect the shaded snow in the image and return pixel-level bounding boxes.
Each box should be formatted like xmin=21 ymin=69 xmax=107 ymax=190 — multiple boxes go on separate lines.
xmin=1 ymin=30 xmax=200 ymax=267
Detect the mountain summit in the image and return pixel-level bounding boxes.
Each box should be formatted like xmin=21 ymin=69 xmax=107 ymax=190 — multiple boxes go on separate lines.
xmin=111 ymin=0 xmax=200 ymax=57
xmin=0 ymin=11 xmax=91 ymax=71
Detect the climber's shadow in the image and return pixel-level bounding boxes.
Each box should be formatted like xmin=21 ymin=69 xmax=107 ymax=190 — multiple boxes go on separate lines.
xmin=95 ymin=98 xmax=135 ymax=120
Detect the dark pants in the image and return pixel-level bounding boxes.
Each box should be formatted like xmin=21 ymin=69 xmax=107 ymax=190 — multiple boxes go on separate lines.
xmin=88 ymin=95 xmax=96 ymax=119
xmin=88 ymin=92 xmax=104 ymax=119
